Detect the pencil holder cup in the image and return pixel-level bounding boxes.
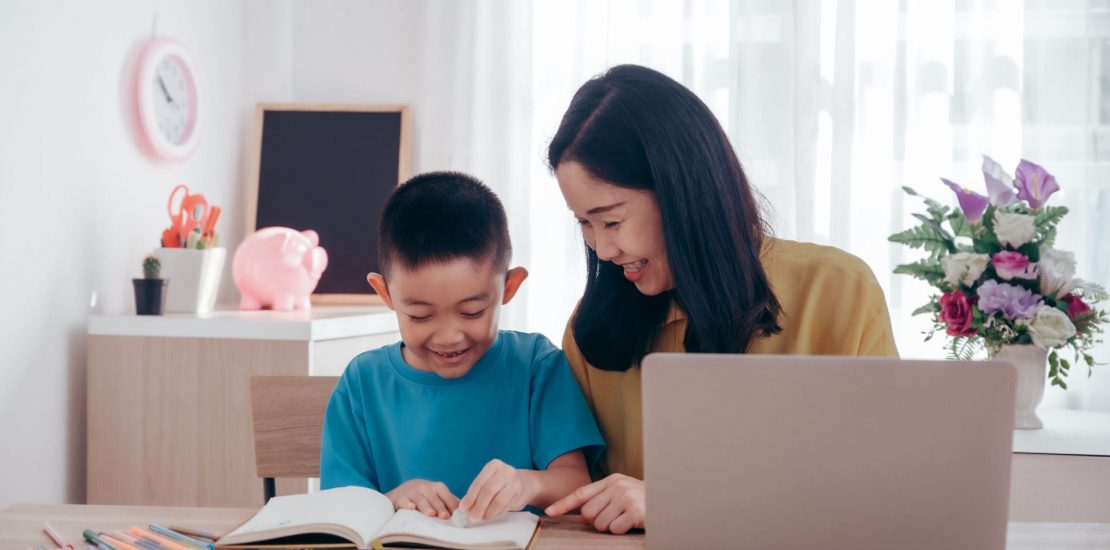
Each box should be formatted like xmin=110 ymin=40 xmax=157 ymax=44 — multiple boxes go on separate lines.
xmin=133 ymin=278 xmax=168 ymax=315
xmin=151 ymin=247 xmax=226 ymax=315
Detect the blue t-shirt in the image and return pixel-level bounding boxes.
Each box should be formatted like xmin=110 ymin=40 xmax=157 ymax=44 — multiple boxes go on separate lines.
xmin=319 ymin=330 xmax=605 ymax=499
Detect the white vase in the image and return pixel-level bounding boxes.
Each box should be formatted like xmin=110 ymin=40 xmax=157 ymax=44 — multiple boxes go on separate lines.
xmin=990 ymin=344 xmax=1047 ymax=430
xmin=150 ymin=247 xmax=226 ymax=315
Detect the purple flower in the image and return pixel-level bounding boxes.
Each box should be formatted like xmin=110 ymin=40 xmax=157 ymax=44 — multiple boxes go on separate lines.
xmin=982 ymin=155 xmax=1018 ymax=207
xmin=942 ymin=178 xmax=989 ymax=223
xmin=976 ymin=279 xmax=1043 ymax=320
xmin=1014 ymin=159 xmax=1059 ymax=209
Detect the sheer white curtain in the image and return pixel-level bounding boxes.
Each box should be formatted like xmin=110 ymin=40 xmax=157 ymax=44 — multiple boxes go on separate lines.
xmin=435 ymin=0 xmax=1110 ymax=410
xmin=411 ymin=0 xmax=535 ymax=330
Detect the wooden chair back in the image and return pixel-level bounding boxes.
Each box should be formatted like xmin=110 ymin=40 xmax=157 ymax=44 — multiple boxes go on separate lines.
xmin=249 ymin=375 xmax=339 ymax=501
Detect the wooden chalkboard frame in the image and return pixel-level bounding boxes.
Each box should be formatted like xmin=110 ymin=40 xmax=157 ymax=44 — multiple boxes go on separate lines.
xmin=247 ymin=103 xmax=410 ymax=304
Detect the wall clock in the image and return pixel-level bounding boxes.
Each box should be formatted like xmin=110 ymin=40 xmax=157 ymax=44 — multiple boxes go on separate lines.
xmin=134 ymin=36 xmax=201 ymax=161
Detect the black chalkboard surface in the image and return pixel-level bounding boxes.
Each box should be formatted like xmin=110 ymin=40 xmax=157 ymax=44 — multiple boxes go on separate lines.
xmin=248 ymin=104 xmax=409 ymax=302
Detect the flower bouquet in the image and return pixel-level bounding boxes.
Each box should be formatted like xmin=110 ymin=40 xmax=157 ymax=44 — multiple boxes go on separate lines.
xmin=889 ymin=156 xmax=1106 ymax=389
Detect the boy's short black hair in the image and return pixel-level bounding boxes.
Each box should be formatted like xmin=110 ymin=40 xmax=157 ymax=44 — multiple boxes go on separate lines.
xmin=378 ymin=171 xmax=511 ymax=276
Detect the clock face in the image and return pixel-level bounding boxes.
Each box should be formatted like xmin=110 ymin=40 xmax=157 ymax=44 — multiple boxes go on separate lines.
xmin=150 ymin=55 xmax=194 ymax=145
xmin=135 ymin=37 xmax=201 ymax=161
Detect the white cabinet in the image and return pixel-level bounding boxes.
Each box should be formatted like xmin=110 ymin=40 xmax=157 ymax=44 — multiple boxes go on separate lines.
xmin=1010 ymin=409 xmax=1110 ymax=522
xmin=86 ymin=306 xmax=399 ymax=507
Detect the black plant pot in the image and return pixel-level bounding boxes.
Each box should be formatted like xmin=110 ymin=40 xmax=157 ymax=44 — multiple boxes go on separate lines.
xmin=133 ymin=278 xmax=168 ymax=315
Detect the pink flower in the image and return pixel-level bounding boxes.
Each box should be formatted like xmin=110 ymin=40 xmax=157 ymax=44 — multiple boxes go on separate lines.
xmin=939 ymin=290 xmax=977 ymax=337
xmin=1062 ymin=294 xmax=1091 ymax=320
xmin=991 ymin=251 xmax=1037 ymax=281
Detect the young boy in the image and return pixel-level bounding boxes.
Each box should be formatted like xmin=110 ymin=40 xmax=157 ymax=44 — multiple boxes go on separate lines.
xmin=320 ymin=171 xmax=604 ymax=524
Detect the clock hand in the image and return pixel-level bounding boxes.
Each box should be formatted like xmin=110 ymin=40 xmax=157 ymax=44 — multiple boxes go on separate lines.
xmin=156 ymin=75 xmax=178 ymax=108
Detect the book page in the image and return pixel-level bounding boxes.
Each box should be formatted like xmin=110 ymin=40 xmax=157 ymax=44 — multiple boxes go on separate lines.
xmin=376 ymin=509 xmax=538 ymax=549
xmin=219 ymin=486 xmax=395 ymax=546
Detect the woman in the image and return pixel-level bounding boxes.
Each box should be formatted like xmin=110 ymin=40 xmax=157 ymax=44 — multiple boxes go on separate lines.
xmin=542 ymin=65 xmax=899 ymax=534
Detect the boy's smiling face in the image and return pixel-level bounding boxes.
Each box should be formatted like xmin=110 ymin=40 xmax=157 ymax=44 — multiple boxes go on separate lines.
xmin=368 ymin=258 xmax=527 ymax=379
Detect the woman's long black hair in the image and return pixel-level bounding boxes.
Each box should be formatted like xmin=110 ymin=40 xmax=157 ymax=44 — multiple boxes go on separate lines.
xmin=548 ymin=64 xmax=782 ymax=371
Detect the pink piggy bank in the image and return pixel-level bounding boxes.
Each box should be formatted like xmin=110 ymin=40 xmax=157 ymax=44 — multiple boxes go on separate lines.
xmin=233 ymin=227 xmax=328 ymax=311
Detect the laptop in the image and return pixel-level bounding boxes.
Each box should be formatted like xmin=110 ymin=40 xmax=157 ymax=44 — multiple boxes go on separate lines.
xmin=642 ymin=354 xmax=1016 ymax=550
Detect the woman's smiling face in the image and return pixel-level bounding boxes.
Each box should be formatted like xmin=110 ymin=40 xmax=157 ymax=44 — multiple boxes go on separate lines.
xmin=556 ymin=161 xmax=674 ymax=296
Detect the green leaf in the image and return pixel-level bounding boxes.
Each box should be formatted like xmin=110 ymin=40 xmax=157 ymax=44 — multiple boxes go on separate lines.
xmin=889 ymin=224 xmax=956 ymax=258
xmin=1083 ymin=282 xmax=1108 ymax=302
xmin=893 ymin=260 xmax=947 ymax=286
xmin=902 ymin=186 xmax=920 ymax=197
xmin=982 ymin=205 xmax=997 ymax=230
xmin=1034 ymin=205 xmax=1068 ymax=229
xmin=1040 ymin=226 xmax=1058 ymax=248
xmin=1033 ymin=206 xmax=1067 ymax=247
xmin=1016 ymin=242 xmax=1040 ymax=262
xmin=923 ymin=198 xmax=950 ymax=221
xmin=912 ymin=302 xmax=940 ymax=316
xmin=947 ymin=213 xmax=973 ymax=238
xmin=915 ymin=215 xmax=956 ymax=241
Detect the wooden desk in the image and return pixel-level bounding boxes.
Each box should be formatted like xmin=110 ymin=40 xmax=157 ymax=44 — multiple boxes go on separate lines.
xmin=3 ymin=503 xmax=1108 ymax=549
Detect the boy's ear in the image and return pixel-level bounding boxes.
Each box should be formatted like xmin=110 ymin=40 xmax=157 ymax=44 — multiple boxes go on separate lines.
xmin=367 ymin=273 xmax=394 ymax=310
xmin=501 ymin=267 xmax=529 ymax=305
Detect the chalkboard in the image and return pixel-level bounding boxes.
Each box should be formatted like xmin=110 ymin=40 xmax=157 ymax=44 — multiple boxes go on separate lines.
xmin=248 ymin=104 xmax=409 ymax=303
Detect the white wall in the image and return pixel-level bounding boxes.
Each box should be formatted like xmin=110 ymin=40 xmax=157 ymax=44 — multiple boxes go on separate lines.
xmin=0 ymin=0 xmax=479 ymax=508
xmin=0 ymin=0 xmax=292 ymax=507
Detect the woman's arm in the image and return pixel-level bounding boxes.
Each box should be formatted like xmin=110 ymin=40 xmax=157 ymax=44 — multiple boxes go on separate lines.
xmin=545 ymin=473 xmax=645 ymax=535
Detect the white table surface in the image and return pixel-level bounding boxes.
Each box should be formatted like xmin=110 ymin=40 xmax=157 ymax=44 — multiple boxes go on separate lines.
xmin=1013 ymin=409 xmax=1110 ymax=456
xmin=88 ymin=304 xmax=398 ymax=341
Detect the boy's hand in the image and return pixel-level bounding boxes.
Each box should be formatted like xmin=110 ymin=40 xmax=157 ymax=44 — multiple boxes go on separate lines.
xmin=545 ymin=473 xmax=645 ymax=535
xmin=459 ymin=459 xmax=537 ymax=523
xmin=386 ymin=479 xmax=459 ymax=520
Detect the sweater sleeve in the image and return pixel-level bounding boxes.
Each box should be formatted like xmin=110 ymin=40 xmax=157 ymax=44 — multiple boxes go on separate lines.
xmin=560 ymin=311 xmax=596 ymax=412
xmin=857 ymin=279 xmax=900 ymax=357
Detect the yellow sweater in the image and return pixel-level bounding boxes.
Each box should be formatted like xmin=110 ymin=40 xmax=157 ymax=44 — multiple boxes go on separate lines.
xmin=562 ymin=238 xmax=899 ymax=480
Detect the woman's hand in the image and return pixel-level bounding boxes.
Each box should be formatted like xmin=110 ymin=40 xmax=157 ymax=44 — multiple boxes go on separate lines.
xmin=385 ymin=479 xmax=459 ymax=520
xmin=459 ymin=459 xmax=538 ymax=523
xmin=544 ymin=473 xmax=645 ymax=534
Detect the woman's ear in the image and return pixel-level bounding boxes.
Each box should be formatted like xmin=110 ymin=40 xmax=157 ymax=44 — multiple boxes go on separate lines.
xmin=501 ymin=267 xmax=529 ymax=305
xmin=367 ymin=273 xmax=394 ymax=310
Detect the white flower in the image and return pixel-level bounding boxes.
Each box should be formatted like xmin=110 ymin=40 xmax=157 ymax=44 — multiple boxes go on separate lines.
xmin=941 ymin=252 xmax=991 ymax=287
xmin=992 ymin=212 xmax=1036 ymax=248
xmin=1027 ymin=305 xmax=1077 ymax=349
xmin=1039 ymin=247 xmax=1080 ymax=298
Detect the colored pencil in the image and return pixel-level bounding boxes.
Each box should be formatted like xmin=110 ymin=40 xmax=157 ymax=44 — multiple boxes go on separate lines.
xmin=43 ymin=522 xmax=75 ymax=549
xmin=129 ymin=528 xmax=189 ymax=550
xmin=147 ymin=524 xmax=213 ymax=550
xmin=95 ymin=533 xmax=139 ymax=550
xmin=81 ymin=530 xmax=120 ymax=550
xmin=165 ymin=527 xmax=217 ymax=543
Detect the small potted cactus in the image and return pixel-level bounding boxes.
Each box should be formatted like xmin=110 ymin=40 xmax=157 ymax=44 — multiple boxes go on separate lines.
xmin=132 ymin=255 xmax=168 ymax=315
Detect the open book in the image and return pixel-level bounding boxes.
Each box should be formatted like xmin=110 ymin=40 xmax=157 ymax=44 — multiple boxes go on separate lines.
xmin=215 ymin=486 xmax=539 ymax=549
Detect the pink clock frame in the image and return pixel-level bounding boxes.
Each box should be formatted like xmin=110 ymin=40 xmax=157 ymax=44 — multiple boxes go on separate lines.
xmin=134 ymin=37 xmax=202 ymax=162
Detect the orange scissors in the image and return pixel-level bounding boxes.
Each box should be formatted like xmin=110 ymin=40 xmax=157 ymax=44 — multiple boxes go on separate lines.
xmin=162 ymin=184 xmax=210 ymax=247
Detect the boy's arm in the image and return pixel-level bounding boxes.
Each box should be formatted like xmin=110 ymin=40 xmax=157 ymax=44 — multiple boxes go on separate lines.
xmin=520 ymin=449 xmax=590 ymax=508
xmin=459 ymin=450 xmax=590 ymax=522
